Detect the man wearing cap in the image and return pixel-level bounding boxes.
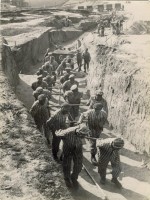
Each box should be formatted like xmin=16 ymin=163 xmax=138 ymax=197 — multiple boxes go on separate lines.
xmin=62 ymin=74 xmax=79 ymax=93
xmin=43 ymin=61 xmax=55 ymax=85
xmin=33 ymin=87 xmax=43 ymax=101
xmin=30 ymin=94 xmax=50 ymax=143
xmin=60 ymin=73 xmax=69 ymax=85
xmin=43 ymin=75 xmax=53 ymax=91
xmin=33 ymin=87 xmax=51 ymax=103
xmin=65 ymin=66 xmax=71 ymax=76
xmin=59 ymin=67 xmax=71 ymax=84
xmin=49 ymin=56 xmax=58 ymax=72
xmin=64 ymin=85 xmax=82 ymax=122
xmin=58 ymin=55 xmax=63 ymax=64
xmin=31 ymin=75 xmax=48 ymax=91
xmin=36 ymin=68 xmax=43 ymax=76
xmin=49 ymin=56 xmax=58 ymax=85
xmin=42 ymin=71 xmax=49 ymax=78
xmin=97 ymin=137 xmax=124 ymax=188
xmin=82 ymin=48 xmax=91 ymax=73
xmin=55 ymin=125 xmax=89 ymax=189
xmin=78 ymin=103 xmax=107 ymax=165
xmin=44 ymin=62 xmax=53 ymax=76
xmin=76 ymin=50 xmax=82 ymax=71
xmin=56 ymin=59 xmax=67 ymax=76
xmin=67 ymin=57 xmax=74 ymax=70
xmin=46 ymin=103 xmax=71 ymax=161
xmin=87 ymin=89 xmax=108 ymax=115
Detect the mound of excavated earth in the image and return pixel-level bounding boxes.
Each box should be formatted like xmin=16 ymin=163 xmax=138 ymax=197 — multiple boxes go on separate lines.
xmin=0 ymin=39 xmax=73 ymax=200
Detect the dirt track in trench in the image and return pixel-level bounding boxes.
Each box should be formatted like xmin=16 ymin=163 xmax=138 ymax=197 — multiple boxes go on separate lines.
xmin=16 ymin=47 xmax=150 ymax=200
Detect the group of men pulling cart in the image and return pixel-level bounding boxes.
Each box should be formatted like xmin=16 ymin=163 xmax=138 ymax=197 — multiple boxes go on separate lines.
xmin=30 ymin=46 xmax=124 ymax=190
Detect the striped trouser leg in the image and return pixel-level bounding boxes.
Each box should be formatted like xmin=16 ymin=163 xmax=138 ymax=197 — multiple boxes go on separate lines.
xmin=63 ymin=145 xmax=72 ymax=180
xmin=89 ymin=130 xmax=101 ymax=156
xmin=98 ymin=160 xmax=109 ymax=178
xmin=68 ymin=106 xmax=75 ymax=121
xmin=71 ymin=145 xmax=83 ymax=180
xmin=98 ymin=150 xmax=111 ymax=178
xmin=89 ymin=139 xmax=97 ymax=155
xmin=43 ymin=122 xmax=49 ymax=139
xmin=110 ymin=151 xmax=121 ymax=178
xmin=52 ymin=132 xmax=61 ymax=157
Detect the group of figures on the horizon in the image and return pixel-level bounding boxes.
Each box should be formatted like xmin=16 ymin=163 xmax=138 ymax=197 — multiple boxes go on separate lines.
xmin=97 ymin=13 xmax=125 ymax=37
xmin=30 ymin=45 xmax=124 ymax=191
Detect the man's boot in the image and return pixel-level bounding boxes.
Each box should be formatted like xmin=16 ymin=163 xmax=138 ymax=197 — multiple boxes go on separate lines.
xmin=65 ymin=178 xmax=73 ymax=189
xmin=52 ymin=152 xmax=59 ymax=161
xmin=100 ymin=176 xmax=106 ymax=185
xmin=91 ymin=154 xmax=98 ymax=166
xmin=59 ymin=154 xmax=63 ymax=161
xmin=71 ymin=177 xmax=79 ymax=190
xmin=111 ymin=177 xmax=122 ymax=189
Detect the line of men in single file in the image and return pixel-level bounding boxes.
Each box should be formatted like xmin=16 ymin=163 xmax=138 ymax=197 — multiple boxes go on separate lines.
xmin=30 ymin=50 xmax=125 ymax=190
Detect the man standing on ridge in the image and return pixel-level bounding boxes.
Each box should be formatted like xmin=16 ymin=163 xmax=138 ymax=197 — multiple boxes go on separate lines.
xmin=82 ymin=48 xmax=91 ymax=73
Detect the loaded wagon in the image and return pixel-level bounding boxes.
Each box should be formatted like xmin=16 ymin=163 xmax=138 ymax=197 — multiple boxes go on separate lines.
xmin=106 ymin=4 xmax=113 ymax=11
xmin=115 ymin=3 xmax=122 ymax=11
xmin=87 ymin=6 xmax=93 ymax=12
xmin=49 ymin=49 xmax=74 ymax=63
xmin=97 ymin=4 xmax=104 ymax=12
xmin=78 ymin=6 xmax=84 ymax=10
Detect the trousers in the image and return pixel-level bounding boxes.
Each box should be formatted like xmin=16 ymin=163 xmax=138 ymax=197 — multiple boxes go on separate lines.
xmin=68 ymin=105 xmax=79 ymax=121
xmin=77 ymin=60 xmax=82 ymax=71
xmin=98 ymin=150 xmax=121 ymax=178
xmin=63 ymin=144 xmax=83 ymax=180
xmin=52 ymin=130 xmax=61 ymax=157
xmin=89 ymin=129 xmax=102 ymax=156
xmin=84 ymin=61 xmax=89 ymax=72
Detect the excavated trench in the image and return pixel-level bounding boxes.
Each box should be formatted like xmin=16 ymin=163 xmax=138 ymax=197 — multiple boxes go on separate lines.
xmin=2 ymin=26 xmax=150 ymax=158
xmin=11 ymin=28 xmax=83 ymax=74
xmin=1 ymin=22 xmax=150 ymax=200
xmin=1 ymin=30 xmax=82 ymax=200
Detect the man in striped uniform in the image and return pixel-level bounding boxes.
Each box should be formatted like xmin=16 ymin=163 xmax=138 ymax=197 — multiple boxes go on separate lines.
xmin=31 ymin=75 xmax=48 ymax=91
xmin=87 ymin=89 xmax=108 ymax=115
xmin=96 ymin=137 xmax=124 ymax=188
xmin=62 ymin=74 xmax=79 ymax=93
xmin=64 ymin=84 xmax=83 ymax=122
xmin=78 ymin=103 xmax=107 ymax=165
xmin=46 ymin=103 xmax=70 ymax=161
xmin=30 ymin=94 xmax=50 ymax=143
xmin=55 ymin=125 xmax=89 ymax=189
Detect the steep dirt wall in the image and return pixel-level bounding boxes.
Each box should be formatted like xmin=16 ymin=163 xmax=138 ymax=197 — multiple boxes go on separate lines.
xmin=13 ymin=29 xmax=50 ymax=73
xmin=87 ymin=44 xmax=150 ymax=155
xmin=0 ymin=71 xmax=73 ymax=200
xmin=1 ymin=38 xmax=20 ymax=88
xmin=13 ymin=29 xmax=82 ymax=73
xmin=49 ymin=29 xmax=82 ymax=44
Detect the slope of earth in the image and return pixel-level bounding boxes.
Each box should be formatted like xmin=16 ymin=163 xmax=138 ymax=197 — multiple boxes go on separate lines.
xmin=84 ymin=31 xmax=150 ymax=156
xmin=0 ymin=44 xmax=73 ymax=200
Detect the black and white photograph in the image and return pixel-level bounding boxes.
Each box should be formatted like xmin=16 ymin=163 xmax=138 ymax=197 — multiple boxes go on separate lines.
xmin=0 ymin=0 xmax=150 ymax=200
